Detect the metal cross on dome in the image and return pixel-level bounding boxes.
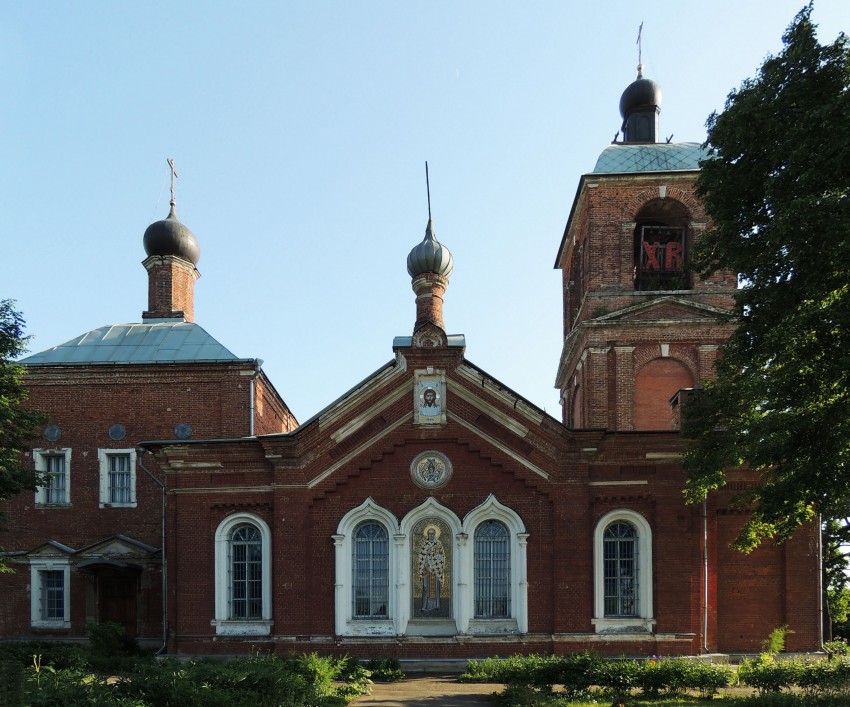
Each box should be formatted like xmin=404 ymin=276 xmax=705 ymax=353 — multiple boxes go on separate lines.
xmin=167 ymin=157 xmax=178 ymax=206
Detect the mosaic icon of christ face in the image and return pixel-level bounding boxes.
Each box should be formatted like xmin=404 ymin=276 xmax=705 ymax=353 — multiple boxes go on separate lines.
xmin=423 ymin=388 xmax=437 ymax=407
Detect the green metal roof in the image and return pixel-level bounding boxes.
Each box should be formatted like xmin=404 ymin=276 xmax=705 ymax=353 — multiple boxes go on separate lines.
xmin=593 ymin=142 xmax=706 ymax=173
xmin=21 ymin=320 xmax=241 ymax=365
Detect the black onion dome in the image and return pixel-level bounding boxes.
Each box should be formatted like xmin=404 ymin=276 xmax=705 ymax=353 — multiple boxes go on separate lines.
xmin=143 ymin=204 xmax=200 ymax=265
xmin=406 ymin=219 xmax=453 ymax=279
xmin=619 ymin=73 xmax=662 ymax=118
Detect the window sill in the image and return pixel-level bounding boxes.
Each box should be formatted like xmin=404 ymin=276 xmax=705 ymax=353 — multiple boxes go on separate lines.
xmin=592 ymin=617 xmax=655 ymax=634
xmin=343 ymin=619 xmax=395 ymax=637
xmin=99 ymin=503 xmax=138 ymax=509
xmin=466 ymin=618 xmax=519 ymax=635
xmin=211 ymin=619 xmax=273 ymax=636
xmin=34 ymin=503 xmax=71 ymax=509
xmin=32 ymin=621 xmax=71 ymax=630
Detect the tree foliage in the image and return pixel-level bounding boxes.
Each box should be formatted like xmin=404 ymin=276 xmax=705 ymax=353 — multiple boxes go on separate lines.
xmin=0 ymin=300 xmax=45 ymax=545
xmin=824 ymin=518 xmax=850 ymax=637
xmin=683 ymin=5 xmax=850 ymax=550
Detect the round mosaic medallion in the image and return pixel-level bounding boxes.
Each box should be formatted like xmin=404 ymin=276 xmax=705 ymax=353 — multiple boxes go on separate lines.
xmin=410 ymin=451 xmax=452 ymax=489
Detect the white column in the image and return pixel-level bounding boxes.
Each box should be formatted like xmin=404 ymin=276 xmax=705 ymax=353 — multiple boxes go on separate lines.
xmin=517 ymin=533 xmax=530 ymax=633
xmin=455 ymin=532 xmax=470 ymax=633
xmin=332 ymin=534 xmax=345 ymax=636
xmin=394 ymin=533 xmax=408 ymax=635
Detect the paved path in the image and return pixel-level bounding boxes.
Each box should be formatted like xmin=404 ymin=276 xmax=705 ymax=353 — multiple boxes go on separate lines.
xmin=351 ymin=676 xmax=502 ymax=706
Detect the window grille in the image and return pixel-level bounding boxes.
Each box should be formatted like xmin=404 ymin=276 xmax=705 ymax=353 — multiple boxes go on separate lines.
xmin=229 ymin=525 xmax=263 ymax=619
xmin=635 ymin=225 xmax=687 ymax=291
xmin=42 ymin=570 xmax=65 ymax=621
xmin=108 ymin=453 xmax=133 ymax=504
xmin=352 ymin=522 xmax=388 ymax=618
xmin=44 ymin=454 xmax=67 ymax=504
xmin=603 ymin=522 xmax=638 ymax=616
xmin=474 ymin=520 xmax=510 ymax=618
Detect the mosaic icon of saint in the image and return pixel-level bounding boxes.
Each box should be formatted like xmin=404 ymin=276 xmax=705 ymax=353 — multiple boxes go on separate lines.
xmin=417 ymin=526 xmax=445 ymax=612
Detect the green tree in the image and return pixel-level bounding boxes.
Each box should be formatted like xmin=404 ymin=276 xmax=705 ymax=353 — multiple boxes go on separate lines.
xmin=0 ymin=300 xmax=45 ymax=569
xmin=683 ymin=5 xmax=850 ymax=550
xmin=823 ymin=518 xmax=850 ymax=639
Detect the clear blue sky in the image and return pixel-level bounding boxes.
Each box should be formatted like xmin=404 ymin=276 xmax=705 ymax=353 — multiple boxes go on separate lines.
xmin=2 ymin=1 xmax=846 ymax=422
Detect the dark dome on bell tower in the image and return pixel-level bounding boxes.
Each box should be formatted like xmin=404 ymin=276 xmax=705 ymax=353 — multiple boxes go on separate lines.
xmin=619 ymin=66 xmax=662 ymax=144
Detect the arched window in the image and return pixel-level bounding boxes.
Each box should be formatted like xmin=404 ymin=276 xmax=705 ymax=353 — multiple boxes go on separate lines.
xmin=593 ymin=510 xmax=654 ymax=634
xmin=229 ymin=525 xmax=263 ymax=620
xmin=474 ymin=520 xmax=510 ymax=618
xmin=603 ymin=522 xmax=637 ymax=617
xmin=352 ymin=522 xmax=389 ymax=619
xmin=334 ymin=498 xmax=399 ymax=636
xmin=214 ymin=513 xmax=272 ymax=635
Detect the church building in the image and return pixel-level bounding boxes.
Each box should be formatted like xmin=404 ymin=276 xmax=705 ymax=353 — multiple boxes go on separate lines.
xmin=0 ymin=69 xmax=821 ymax=658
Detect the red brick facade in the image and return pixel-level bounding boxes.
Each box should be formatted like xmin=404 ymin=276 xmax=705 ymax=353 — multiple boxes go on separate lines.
xmin=0 ymin=124 xmax=822 ymax=657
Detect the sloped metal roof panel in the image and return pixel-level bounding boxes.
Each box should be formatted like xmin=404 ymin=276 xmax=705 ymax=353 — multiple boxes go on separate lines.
xmin=21 ymin=320 xmax=240 ymax=365
xmin=593 ymin=142 xmax=707 ymax=174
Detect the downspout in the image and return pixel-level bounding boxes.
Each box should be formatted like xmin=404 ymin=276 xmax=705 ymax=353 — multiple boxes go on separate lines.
xmin=249 ymin=359 xmax=264 ymax=436
xmin=703 ymin=497 xmax=709 ymax=654
xmin=137 ymin=450 xmax=167 ymax=655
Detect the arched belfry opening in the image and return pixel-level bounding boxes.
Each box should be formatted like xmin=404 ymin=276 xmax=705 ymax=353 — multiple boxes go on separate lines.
xmin=633 ymin=198 xmax=691 ymax=291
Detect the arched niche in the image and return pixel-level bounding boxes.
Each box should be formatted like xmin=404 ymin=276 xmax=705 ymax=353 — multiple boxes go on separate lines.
xmin=633 ymin=198 xmax=692 ymax=291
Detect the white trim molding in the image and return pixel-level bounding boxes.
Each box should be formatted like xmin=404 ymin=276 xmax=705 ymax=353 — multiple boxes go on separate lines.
xmin=97 ymin=448 xmax=137 ymax=508
xmin=592 ymin=509 xmax=655 ymax=634
xmin=332 ymin=495 xmax=529 ymax=638
xmin=30 ymin=559 xmax=71 ymax=629
xmin=212 ymin=512 xmax=273 ymax=636
xmin=334 ymin=498 xmax=400 ymax=636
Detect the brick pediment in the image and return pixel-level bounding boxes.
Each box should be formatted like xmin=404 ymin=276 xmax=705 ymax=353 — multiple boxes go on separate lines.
xmin=599 ymin=296 xmax=730 ymax=323
xmin=76 ymin=534 xmax=160 ymax=558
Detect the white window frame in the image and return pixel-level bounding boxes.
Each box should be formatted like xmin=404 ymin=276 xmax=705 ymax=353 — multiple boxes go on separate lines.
xmin=333 ymin=495 xmax=529 ymax=638
xmin=592 ymin=509 xmax=655 ymax=634
xmin=97 ymin=449 xmax=137 ymax=508
xmin=33 ymin=448 xmax=71 ymax=507
xmin=212 ymin=512 xmax=272 ymax=636
xmin=334 ymin=498 xmax=400 ymax=637
xmin=30 ymin=560 xmax=71 ymax=628
xmin=459 ymin=494 xmax=528 ymax=635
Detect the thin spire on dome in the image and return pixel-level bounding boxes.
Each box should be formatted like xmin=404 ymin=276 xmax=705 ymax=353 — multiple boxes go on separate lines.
xmin=425 ymin=161 xmax=435 ymax=240
xmin=167 ymin=157 xmax=178 ymax=206
xmin=636 ymin=22 xmax=644 ymax=78
xmin=167 ymin=157 xmax=178 ymax=216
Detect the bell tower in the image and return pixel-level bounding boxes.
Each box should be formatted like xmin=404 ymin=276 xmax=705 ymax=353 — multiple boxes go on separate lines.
xmin=554 ymin=70 xmax=736 ymax=431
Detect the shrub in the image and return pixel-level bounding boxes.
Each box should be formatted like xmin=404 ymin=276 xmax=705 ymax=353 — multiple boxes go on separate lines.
xmin=636 ymin=657 xmax=732 ymax=698
xmin=549 ymin=652 xmax=601 ymax=699
xmin=364 ymin=657 xmax=404 ymax=681
xmin=762 ymin=624 xmax=793 ymax=654
xmin=0 ymin=659 xmax=25 ymax=706
xmin=593 ymin=656 xmax=641 ymax=693
xmin=0 ymin=641 xmax=89 ymax=671
xmin=87 ymin=621 xmax=139 ymax=657
xmin=825 ymin=638 xmax=850 ymax=657
xmin=737 ymin=653 xmax=800 ymax=694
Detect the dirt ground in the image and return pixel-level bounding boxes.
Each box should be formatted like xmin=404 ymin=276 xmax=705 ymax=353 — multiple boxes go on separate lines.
xmin=351 ymin=675 xmax=502 ymax=706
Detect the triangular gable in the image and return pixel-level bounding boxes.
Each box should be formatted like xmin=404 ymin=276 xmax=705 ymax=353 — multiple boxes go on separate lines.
xmin=76 ymin=534 xmax=160 ymax=559
xmin=595 ymin=296 xmax=731 ymax=323
xmin=253 ymin=348 xmax=563 ymax=488
xmin=25 ymin=540 xmax=76 ymax=558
